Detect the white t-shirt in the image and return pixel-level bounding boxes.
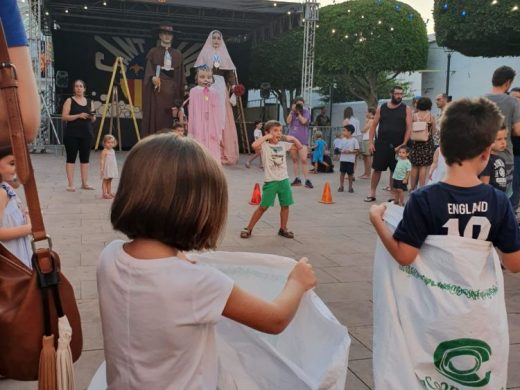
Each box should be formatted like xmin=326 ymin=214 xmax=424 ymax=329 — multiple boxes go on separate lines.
xmin=337 ymin=138 xmax=359 ymax=163
xmin=261 ymin=141 xmax=293 ymax=182
xmin=253 ymin=128 xmax=263 ymax=140
xmin=97 ymin=240 xmax=234 ymax=390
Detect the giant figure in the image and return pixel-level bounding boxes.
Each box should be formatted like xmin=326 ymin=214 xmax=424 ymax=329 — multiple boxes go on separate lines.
xmin=194 ymin=30 xmax=239 ymax=165
xmin=142 ymin=22 xmax=185 ymax=136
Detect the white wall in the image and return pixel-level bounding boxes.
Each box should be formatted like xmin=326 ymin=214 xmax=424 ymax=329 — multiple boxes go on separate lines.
xmin=422 ymin=36 xmax=520 ymax=110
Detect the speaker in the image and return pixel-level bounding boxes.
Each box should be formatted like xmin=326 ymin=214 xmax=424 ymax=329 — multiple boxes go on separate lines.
xmin=56 ymin=70 xmax=69 ymax=89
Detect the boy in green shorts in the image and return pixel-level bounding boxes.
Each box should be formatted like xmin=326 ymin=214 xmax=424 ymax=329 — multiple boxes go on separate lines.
xmin=240 ymin=120 xmax=303 ymax=239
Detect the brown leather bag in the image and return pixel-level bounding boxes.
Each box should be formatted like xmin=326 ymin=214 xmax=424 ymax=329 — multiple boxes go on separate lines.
xmin=0 ymin=22 xmax=82 ymax=384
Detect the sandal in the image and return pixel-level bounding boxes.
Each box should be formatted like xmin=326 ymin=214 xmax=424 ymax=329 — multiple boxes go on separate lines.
xmin=66 ymin=186 xmax=76 ymax=192
xmin=102 ymin=193 xmax=111 ymax=199
xmin=382 ymin=186 xmax=391 ymax=191
xmin=278 ymin=228 xmax=294 ymax=239
xmin=364 ymin=196 xmax=377 ymax=202
xmin=240 ymin=228 xmax=252 ymax=239
xmin=245 ymin=162 xmax=251 ymax=169
xmin=81 ymin=184 xmax=95 ymax=190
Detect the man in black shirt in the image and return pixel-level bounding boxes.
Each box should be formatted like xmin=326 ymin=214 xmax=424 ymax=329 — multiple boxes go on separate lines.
xmin=314 ymin=107 xmax=330 ymax=127
xmin=365 ymin=86 xmax=412 ymax=202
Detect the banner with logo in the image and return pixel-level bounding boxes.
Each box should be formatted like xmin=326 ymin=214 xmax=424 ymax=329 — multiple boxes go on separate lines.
xmin=373 ymin=204 xmax=509 ymax=390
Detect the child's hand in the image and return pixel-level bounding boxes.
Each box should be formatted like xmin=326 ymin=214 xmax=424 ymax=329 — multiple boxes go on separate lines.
xmin=265 ymin=133 xmax=273 ymax=140
xmin=403 ymin=179 xmax=408 ymax=184
xmin=288 ymin=257 xmax=316 ymax=291
xmin=369 ymin=203 xmax=387 ymax=224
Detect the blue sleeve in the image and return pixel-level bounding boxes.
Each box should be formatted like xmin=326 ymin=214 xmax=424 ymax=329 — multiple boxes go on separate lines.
xmin=393 ymin=192 xmax=431 ymax=248
xmin=0 ymin=0 xmax=28 ymax=47
xmin=492 ymin=194 xmax=520 ymax=253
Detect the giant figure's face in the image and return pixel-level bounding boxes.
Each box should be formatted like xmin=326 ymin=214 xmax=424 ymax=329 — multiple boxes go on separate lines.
xmin=211 ymin=32 xmax=222 ymax=49
xmin=159 ymin=31 xmax=173 ymax=46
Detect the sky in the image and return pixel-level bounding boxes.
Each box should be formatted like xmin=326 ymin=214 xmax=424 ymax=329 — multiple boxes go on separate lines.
xmin=280 ymin=0 xmax=436 ymax=34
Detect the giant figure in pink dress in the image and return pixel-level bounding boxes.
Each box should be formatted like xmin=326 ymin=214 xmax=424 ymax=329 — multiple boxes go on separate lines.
xmin=188 ymin=66 xmax=222 ymax=162
xmin=194 ymin=30 xmax=239 ymax=165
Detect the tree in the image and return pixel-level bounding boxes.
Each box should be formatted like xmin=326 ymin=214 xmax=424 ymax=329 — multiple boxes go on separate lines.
xmin=315 ymin=0 xmax=428 ymax=107
xmin=248 ymin=29 xmax=303 ymax=117
xmin=434 ymin=0 xmax=520 ymax=57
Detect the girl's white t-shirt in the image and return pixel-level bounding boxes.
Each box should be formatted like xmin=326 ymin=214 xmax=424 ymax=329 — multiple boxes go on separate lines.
xmin=253 ymin=128 xmax=263 ymax=140
xmin=97 ymin=240 xmax=234 ymax=390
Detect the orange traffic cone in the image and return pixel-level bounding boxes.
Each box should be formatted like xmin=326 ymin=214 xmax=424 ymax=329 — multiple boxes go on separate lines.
xmin=319 ymin=182 xmax=335 ymax=204
xmin=249 ymin=183 xmax=262 ymax=205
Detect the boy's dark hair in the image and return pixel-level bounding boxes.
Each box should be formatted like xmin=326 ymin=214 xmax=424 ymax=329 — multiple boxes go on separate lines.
xmin=511 ymin=87 xmax=520 ymax=93
xmin=0 ymin=146 xmax=13 ymax=160
xmin=368 ymin=107 xmax=376 ymax=115
xmin=254 ymin=120 xmax=261 ymax=126
xmin=440 ymin=97 xmax=504 ymax=166
xmin=492 ymin=66 xmax=516 ymax=87
xmin=264 ymin=120 xmax=282 ymax=133
xmin=416 ymin=97 xmax=432 ymax=111
xmin=397 ymin=145 xmax=409 ymax=153
xmin=343 ymin=124 xmax=355 ymax=134
xmin=111 ymin=134 xmax=228 ymax=251
xmin=172 ymin=123 xmax=184 ymax=131
xmin=391 ymin=85 xmax=403 ymax=93
xmin=293 ymin=96 xmax=304 ymax=104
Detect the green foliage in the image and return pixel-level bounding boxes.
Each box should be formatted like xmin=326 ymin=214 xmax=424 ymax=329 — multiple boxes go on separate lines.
xmin=316 ymin=1 xmax=427 ymax=76
xmin=249 ymin=29 xmax=303 ymax=115
xmin=249 ymin=0 xmax=427 ymax=108
xmin=315 ymin=0 xmax=428 ymax=106
xmin=434 ymin=0 xmax=520 ymax=57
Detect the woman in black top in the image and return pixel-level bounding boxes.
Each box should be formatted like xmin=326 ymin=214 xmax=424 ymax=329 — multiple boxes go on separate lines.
xmin=61 ymin=79 xmax=96 ymax=191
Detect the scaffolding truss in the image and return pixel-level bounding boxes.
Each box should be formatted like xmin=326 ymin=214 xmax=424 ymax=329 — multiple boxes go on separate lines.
xmin=300 ymin=0 xmax=319 ymax=106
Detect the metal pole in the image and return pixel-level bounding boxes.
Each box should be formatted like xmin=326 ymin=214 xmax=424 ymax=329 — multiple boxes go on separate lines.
xmin=445 ymin=52 xmax=452 ymax=97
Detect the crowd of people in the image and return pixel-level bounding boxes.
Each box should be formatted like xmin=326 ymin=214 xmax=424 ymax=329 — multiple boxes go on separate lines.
xmin=3 ymin=0 xmax=520 ymax=388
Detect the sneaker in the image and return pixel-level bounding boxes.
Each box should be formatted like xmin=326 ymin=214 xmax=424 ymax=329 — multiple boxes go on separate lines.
xmin=305 ymin=179 xmax=314 ymax=189
xmin=291 ymin=177 xmax=302 ymax=186
xmin=348 ymin=188 xmax=354 ymax=193
xmin=338 ymin=186 xmax=344 ymax=192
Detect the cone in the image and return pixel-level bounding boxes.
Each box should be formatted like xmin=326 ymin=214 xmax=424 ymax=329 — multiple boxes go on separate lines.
xmin=319 ymin=182 xmax=335 ymax=204
xmin=249 ymin=183 xmax=262 ymax=205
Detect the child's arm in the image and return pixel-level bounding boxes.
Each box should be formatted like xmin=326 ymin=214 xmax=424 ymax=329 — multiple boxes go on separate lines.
xmin=222 ymin=258 xmax=316 ymax=334
xmin=252 ymin=133 xmax=272 ymax=150
xmin=100 ymin=150 xmax=107 ymax=173
xmin=369 ymin=204 xmax=419 ymax=265
xmin=0 ymin=191 xmax=31 ymax=241
xmin=284 ymin=135 xmax=303 ymax=150
xmin=403 ymin=168 xmax=411 ymax=184
xmin=498 ymin=251 xmax=520 ymax=273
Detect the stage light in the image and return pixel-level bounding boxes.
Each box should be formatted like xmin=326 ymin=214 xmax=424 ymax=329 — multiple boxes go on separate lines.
xmin=65 ymin=9 xmax=69 ymax=13
xmin=344 ymin=34 xmax=349 ymax=38
xmin=45 ymin=11 xmax=49 ymax=15
xmin=491 ymin=0 xmax=498 ymax=4
xmin=103 ymin=1 xmax=107 ymax=5
xmin=84 ymin=5 xmax=88 ymax=10
xmin=273 ymin=2 xmax=277 ymax=6
xmin=287 ymin=10 xmax=291 ymax=15
xmin=513 ymin=5 xmax=519 ymax=11
xmin=390 ymin=27 xmax=394 ymax=31
xmin=332 ymin=29 xmax=336 ymax=33
xmin=378 ymin=20 xmax=382 ymax=24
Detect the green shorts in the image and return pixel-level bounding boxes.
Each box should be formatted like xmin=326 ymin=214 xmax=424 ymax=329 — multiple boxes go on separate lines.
xmin=261 ymin=179 xmax=294 ymax=207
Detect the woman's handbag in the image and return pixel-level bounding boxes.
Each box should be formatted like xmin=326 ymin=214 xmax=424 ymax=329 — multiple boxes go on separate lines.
xmin=0 ymin=22 xmax=82 ymax=388
xmin=411 ymin=113 xmax=430 ymax=142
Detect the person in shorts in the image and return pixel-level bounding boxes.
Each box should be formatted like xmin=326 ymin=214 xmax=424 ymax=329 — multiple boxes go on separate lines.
xmin=392 ymin=146 xmax=412 ymax=206
xmin=365 ymin=86 xmax=412 ymax=202
xmin=338 ymin=125 xmax=359 ymax=193
xmin=240 ymin=120 xmax=303 ymax=239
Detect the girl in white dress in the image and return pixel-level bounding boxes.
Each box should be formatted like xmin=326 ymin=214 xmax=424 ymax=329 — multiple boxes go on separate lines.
xmin=100 ymin=134 xmax=119 ymax=199
xmin=0 ymin=146 xmax=32 ymax=268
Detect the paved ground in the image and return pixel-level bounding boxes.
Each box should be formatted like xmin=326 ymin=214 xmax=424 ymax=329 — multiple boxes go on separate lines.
xmin=2 ymin=150 xmax=520 ymax=390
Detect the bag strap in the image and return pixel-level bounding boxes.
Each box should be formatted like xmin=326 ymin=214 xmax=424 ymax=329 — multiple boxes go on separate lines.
xmin=0 ymin=22 xmax=48 ymax=244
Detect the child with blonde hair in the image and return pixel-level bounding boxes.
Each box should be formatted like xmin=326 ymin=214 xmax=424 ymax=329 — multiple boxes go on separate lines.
xmin=100 ymin=134 xmax=118 ymax=199
xmin=98 ymin=134 xmax=316 ymax=389
xmin=0 ymin=146 xmax=32 ymax=268
xmin=311 ymin=130 xmax=328 ymax=173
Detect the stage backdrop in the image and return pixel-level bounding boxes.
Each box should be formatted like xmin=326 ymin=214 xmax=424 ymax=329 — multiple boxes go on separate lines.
xmin=52 ymin=31 xmax=251 ymax=121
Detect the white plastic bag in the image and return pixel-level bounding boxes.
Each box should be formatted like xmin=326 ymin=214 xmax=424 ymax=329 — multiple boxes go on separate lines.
xmin=89 ymin=251 xmax=350 ymax=390
xmin=373 ymin=204 xmax=509 ymax=390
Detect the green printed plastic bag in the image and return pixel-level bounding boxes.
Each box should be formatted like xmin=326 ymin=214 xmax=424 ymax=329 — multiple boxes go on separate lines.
xmin=373 ymin=204 xmax=509 ymax=390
